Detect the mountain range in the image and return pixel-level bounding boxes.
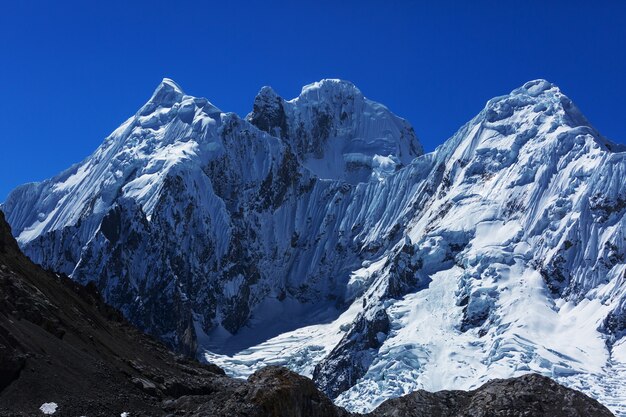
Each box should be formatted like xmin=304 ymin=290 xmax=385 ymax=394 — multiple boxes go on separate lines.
xmin=2 ymin=78 xmax=625 ymax=415
xmin=0 ymin=207 xmax=614 ymax=416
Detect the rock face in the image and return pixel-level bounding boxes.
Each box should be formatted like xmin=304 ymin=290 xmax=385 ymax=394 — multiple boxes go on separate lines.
xmin=369 ymin=374 xmax=614 ymax=417
xmin=3 ymin=79 xmax=626 ymax=415
xmin=0 ymin=211 xmax=614 ymax=416
xmin=313 ymin=308 xmax=391 ymax=398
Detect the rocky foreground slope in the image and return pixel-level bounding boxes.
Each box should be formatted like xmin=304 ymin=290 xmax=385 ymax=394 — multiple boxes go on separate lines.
xmin=0 ymin=211 xmax=614 ymax=416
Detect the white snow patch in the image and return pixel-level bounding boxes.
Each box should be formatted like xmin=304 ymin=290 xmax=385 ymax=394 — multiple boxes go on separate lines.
xmin=39 ymin=403 xmax=58 ymax=415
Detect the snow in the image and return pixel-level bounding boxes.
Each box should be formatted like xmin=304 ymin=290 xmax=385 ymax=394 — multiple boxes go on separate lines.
xmin=346 ymin=256 xmax=388 ymax=300
xmin=614 ymin=338 xmax=626 ymax=363
xmin=283 ymin=257 xmax=614 ymax=413
xmin=4 ymin=78 xmax=626 ymax=416
xmin=39 ymin=403 xmax=58 ymax=415
xmin=203 ymin=296 xmax=363 ymax=377
xmin=209 ymin=79 xmax=626 ymax=415
xmin=276 ymin=78 xmax=423 ymax=184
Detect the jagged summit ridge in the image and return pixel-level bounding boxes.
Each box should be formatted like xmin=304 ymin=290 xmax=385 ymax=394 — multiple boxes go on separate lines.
xmin=248 ymin=78 xmax=423 ymax=183
xmin=296 ymin=78 xmax=363 ymax=101
xmin=484 ymin=78 xmax=583 ymax=126
xmin=483 ymin=78 xmax=624 ymax=152
xmin=149 ymin=77 xmax=185 ymax=105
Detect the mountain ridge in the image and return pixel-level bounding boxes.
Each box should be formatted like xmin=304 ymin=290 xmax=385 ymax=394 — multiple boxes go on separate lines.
xmin=2 ymin=78 xmax=626 ymax=415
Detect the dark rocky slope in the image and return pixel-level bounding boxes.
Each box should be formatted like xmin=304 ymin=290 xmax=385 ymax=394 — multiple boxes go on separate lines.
xmin=368 ymin=373 xmax=614 ymax=417
xmin=0 ymin=212 xmax=614 ymax=417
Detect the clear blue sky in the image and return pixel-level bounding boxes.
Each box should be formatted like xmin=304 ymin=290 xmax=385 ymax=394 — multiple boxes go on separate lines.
xmin=1 ymin=0 xmax=625 ymax=201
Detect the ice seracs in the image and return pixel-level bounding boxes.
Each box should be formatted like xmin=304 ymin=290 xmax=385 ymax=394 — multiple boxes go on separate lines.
xmin=2 ymin=78 xmax=626 ymax=416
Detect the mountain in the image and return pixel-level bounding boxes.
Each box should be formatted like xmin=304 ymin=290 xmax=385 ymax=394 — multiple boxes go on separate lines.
xmin=2 ymin=78 xmax=626 ymax=415
xmin=247 ymin=79 xmax=422 ymax=183
xmin=1 ymin=78 xmax=421 ymax=357
xmin=0 ymin=211 xmax=613 ymax=416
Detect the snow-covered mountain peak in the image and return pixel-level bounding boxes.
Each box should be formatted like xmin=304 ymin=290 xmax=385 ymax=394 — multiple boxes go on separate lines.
xmin=148 ymin=77 xmax=186 ymax=107
xmin=256 ymin=85 xmax=281 ymax=100
xmin=474 ymin=79 xmax=624 ymax=154
xmin=482 ymin=78 xmax=575 ymax=124
xmin=294 ymin=78 xmax=363 ymax=103
xmin=248 ymin=78 xmax=423 ymax=183
xmin=515 ymin=78 xmax=558 ymax=96
xmin=139 ymin=78 xmax=222 ymax=123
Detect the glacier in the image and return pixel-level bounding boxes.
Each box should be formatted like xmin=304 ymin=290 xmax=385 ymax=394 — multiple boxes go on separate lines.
xmin=2 ymin=78 xmax=626 ymax=415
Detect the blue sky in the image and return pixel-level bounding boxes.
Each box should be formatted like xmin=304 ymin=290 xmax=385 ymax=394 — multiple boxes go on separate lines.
xmin=1 ymin=0 xmax=625 ymax=201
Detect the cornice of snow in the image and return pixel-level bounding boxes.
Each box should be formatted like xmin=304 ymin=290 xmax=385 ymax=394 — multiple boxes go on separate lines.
xmin=149 ymin=77 xmax=186 ymax=105
xmin=293 ymin=78 xmax=363 ymax=102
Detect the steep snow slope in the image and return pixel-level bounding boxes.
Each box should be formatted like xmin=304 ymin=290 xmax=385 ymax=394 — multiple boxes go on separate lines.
xmin=2 ymin=79 xmax=626 ymax=416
